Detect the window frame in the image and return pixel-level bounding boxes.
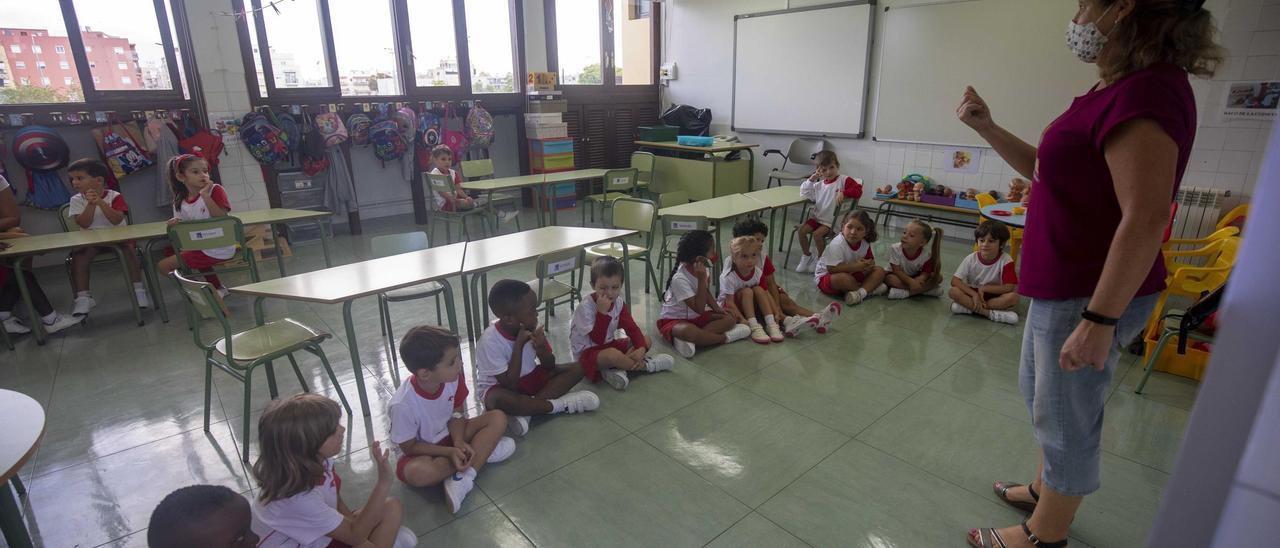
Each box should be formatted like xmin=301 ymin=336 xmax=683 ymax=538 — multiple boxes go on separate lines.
xmin=544 ymin=0 xmax=659 ymax=99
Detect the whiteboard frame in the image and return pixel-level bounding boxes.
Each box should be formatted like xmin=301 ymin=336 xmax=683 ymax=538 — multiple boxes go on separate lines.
xmin=731 ymin=0 xmax=877 ymax=139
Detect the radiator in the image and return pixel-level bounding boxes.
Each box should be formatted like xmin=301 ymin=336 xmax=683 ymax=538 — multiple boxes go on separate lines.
xmin=1170 ymin=186 xmax=1231 ymax=242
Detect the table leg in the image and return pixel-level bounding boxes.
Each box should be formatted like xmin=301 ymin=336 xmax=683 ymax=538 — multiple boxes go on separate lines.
xmin=744 ymin=148 xmax=756 ymax=193
xmin=342 ymin=300 xmax=372 ymax=417
xmin=535 ymin=184 xmax=547 ymax=228
xmin=9 ymin=258 xmax=46 ymax=346
xmin=110 ymin=245 xmax=144 ymax=326
xmin=143 ymin=238 xmax=171 ymax=323
xmin=440 ymin=280 xmax=459 ymax=334
xmin=461 ymin=273 xmax=476 ymax=344
xmin=0 ymin=479 xmax=32 ymax=548
xmin=269 ymin=224 xmax=286 ymax=278
xmin=621 ymin=239 xmax=631 ymax=307
xmin=481 ymin=272 xmax=490 ymax=326
xmin=318 ymin=219 xmax=333 ymax=268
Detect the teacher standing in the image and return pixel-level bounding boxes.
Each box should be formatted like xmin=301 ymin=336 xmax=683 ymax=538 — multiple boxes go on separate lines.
xmin=957 ymin=1 xmax=1221 ymax=546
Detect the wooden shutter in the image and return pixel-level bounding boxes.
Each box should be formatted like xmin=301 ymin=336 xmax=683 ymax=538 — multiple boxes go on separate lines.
xmin=581 ymin=106 xmax=609 ymax=169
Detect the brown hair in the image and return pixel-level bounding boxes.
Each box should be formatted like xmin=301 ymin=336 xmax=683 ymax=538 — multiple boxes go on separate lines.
xmin=589 ymin=255 xmax=623 ymax=285
xmin=908 ymin=219 xmax=944 ymax=282
xmin=1097 ymin=0 xmax=1222 ymax=83
xmin=169 ymin=154 xmax=208 ymax=209
xmin=975 ymin=220 xmax=1011 ymax=247
xmin=813 ymin=150 xmax=839 ymax=169
xmin=840 ymin=210 xmax=877 ymax=243
xmin=430 ymin=144 xmax=453 ymax=159
xmin=399 ymin=325 xmax=460 ymax=374
xmin=252 ymin=394 xmax=341 ymax=503
xmin=67 ymin=158 xmax=110 ymax=180
xmin=729 ymin=235 xmax=761 ymax=256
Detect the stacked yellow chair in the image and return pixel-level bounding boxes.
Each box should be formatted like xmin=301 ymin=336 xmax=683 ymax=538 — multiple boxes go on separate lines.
xmin=975 ymin=193 xmax=1023 ymax=259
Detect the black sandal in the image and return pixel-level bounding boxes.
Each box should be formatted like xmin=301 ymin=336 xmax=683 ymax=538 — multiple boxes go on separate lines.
xmin=993 ymin=480 xmax=1039 ymax=513
xmin=967 ymin=521 xmax=1068 ymax=548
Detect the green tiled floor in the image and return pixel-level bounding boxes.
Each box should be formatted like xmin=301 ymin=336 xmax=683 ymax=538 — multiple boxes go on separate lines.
xmin=0 ymin=210 xmax=1197 ymax=547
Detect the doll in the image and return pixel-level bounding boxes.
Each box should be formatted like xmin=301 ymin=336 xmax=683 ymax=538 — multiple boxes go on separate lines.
xmin=1008 ymin=178 xmax=1029 ymax=202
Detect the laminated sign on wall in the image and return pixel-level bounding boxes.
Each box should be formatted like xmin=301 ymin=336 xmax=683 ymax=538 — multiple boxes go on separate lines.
xmin=1219 ymin=81 xmax=1279 ymax=123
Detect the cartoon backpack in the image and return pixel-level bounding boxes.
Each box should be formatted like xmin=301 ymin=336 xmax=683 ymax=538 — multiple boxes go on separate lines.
xmin=94 ymin=120 xmax=154 ymax=180
xmin=300 ymin=112 xmax=330 ymax=176
xmin=276 ymin=112 xmax=302 ymax=162
xmin=11 ymin=125 xmax=73 ymax=209
xmin=465 ymin=102 xmax=495 ymax=147
xmin=346 ymin=112 xmax=373 ymax=146
xmin=394 ymin=106 xmax=417 ymax=147
xmin=417 ymin=110 xmax=441 ymax=148
xmin=369 ymin=119 xmax=406 ymax=163
xmin=238 ymin=111 xmax=288 ymax=165
xmin=315 ymin=112 xmax=348 ymax=147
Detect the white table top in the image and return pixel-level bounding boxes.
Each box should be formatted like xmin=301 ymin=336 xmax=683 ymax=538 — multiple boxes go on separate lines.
xmin=743 ymin=186 xmax=809 ymax=209
xmin=980 ymin=202 xmax=1028 ymax=228
xmin=0 ymin=389 xmax=44 ymax=482
xmin=460 ymin=169 xmax=608 ymax=192
xmin=658 ymin=194 xmax=770 ymax=221
xmin=462 ymin=226 xmax=636 ymax=273
xmin=230 ymin=242 xmax=468 ymax=304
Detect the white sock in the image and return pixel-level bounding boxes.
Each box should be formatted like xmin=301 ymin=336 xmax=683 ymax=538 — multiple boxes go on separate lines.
xmin=549 ymin=398 xmax=567 ymax=414
xmin=76 ymin=290 xmax=91 ymax=298
xmin=133 ymin=282 xmax=145 ymax=290
xmin=748 ymin=318 xmax=761 ymax=328
xmin=854 ymin=288 xmax=867 ymax=300
xmin=764 ymin=314 xmax=775 ymax=325
xmin=42 ymin=311 xmax=59 ymax=324
xmin=0 ymin=311 xmax=10 ymax=320
xmin=463 ymin=467 xmax=477 ymax=480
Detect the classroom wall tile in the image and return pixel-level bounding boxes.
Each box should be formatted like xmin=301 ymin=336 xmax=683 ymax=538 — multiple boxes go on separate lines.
xmin=1259 ymin=5 xmax=1280 ymax=29
xmin=1250 ymin=30 xmax=1280 ymax=55
xmin=1223 ymin=3 xmax=1262 ymax=33
xmin=1241 ymin=55 xmax=1280 ymax=80
xmin=1224 ymin=128 xmax=1262 ymax=151
xmin=1219 ymin=150 xmax=1255 ymax=173
xmin=1190 ymin=148 xmax=1223 ymax=171
xmin=1198 ymin=127 xmax=1228 ymax=150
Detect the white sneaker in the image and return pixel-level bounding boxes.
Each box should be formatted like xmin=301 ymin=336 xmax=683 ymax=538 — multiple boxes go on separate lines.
xmin=765 ymin=320 xmax=785 ymax=342
xmin=673 ymin=338 xmax=697 ymax=358
xmin=442 ymin=470 xmax=475 ymax=514
xmin=505 ymin=415 xmax=530 ymax=437
xmin=217 ymin=287 xmax=231 ymax=298
xmin=72 ymin=295 xmax=95 ymax=316
xmin=796 ymin=255 xmax=813 ymax=273
xmin=487 ymin=437 xmax=516 ymax=463
xmin=988 ymin=310 xmax=1020 ymax=324
xmin=810 ymin=302 xmax=841 ymax=334
xmin=42 ymin=313 xmax=84 ymax=334
xmin=871 ymin=284 xmax=888 ymax=297
xmin=602 ymin=367 xmax=630 ymax=390
xmin=2 ymin=316 xmax=31 ymax=335
xmin=951 ymin=302 xmax=973 ymax=315
xmin=845 ymin=290 xmax=864 ymax=306
xmin=559 ymin=391 xmax=600 ymax=414
xmin=925 ymin=285 xmax=945 ymax=297
xmin=748 ymin=322 xmax=771 ymax=344
xmin=888 ymin=288 xmax=910 ymax=300
xmin=394 ymin=526 xmax=419 ymax=548
xmin=644 ymin=354 xmax=674 ymax=373
xmin=134 ymin=289 xmax=151 ymax=309
xmin=782 ymin=315 xmax=807 ymax=337
xmin=499 ymin=210 xmax=520 ymax=223
xmin=724 ymin=323 xmax=752 ymax=343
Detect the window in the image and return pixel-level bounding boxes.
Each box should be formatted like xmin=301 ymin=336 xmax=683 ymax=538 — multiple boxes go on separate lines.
xmin=8 ymin=45 xmax=19 ymax=53
xmin=555 ymin=0 xmax=603 ymax=85
xmin=92 ymin=76 xmax=100 ymax=84
xmin=406 ymin=0 xmax=460 ymax=87
xmin=41 ymin=77 xmax=50 ymax=85
xmin=64 ymin=76 xmax=73 ymax=85
xmin=15 ymin=61 xmax=25 ymax=69
xmin=55 ymin=45 xmax=65 ymax=53
xmin=19 ymin=77 xmax=29 ymax=85
xmin=121 ymin=76 xmax=132 ymax=84
xmin=117 ymin=62 xmax=128 ymax=70
xmin=329 ymin=0 xmax=400 ymax=96
xmin=631 ymin=0 xmax=649 ymax=18
xmin=89 ymin=62 xmax=96 ymax=68
xmin=257 ymin=0 xmax=331 ymax=89
xmin=36 ymin=62 xmax=46 ymax=69
xmin=245 ymin=9 xmax=269 ymax=97
xmin=74 ymin=0 xmax=178 ymax=91
xmin=60 ymin=61 xmax=70 ymax=69
xmin=613 ymin=0 xmax=652 ymax=85
xmin=32 ymin=45 xmax=42 ymax=53
xmin=84 ymin=45 xmax=91 ymax=52
xmin=464 ymin=0 xmax=516 ymax=93
xmin=113 ymin=46 xmax=124 ymax=54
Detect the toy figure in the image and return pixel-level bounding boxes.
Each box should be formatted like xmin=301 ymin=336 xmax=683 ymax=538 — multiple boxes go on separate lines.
xmin=1008 ymin=178 xmax=1029 ymax=202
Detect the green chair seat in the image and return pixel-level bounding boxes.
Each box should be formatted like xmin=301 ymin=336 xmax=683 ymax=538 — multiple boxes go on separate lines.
xmin=586 ymin=242 xmax=649 ymax=259
xmin=528 ymin=278 xmax=576 ymax=304
xmin=384 ymin=281 xmax=444 ymax=301
xmin=584 ymin=191 xmax=632 ymax=203
xmin=214 ymin=319 xmax=330 ymax=362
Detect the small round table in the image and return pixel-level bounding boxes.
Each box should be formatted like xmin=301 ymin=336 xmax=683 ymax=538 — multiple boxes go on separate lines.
xmin=980 ymin=202 xmax=1028 ymax=228
xmin=0 ymin=389 xmax=44 ymax=548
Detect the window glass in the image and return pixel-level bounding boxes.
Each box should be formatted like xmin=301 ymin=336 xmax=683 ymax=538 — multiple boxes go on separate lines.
xmin=0 ymin=0 xmax=83 ymax=102
xmin=406 ymin=0 xmax=460 ymax=87
xmin=329 ymin=0 xmax=401 ymax=96
xmin=613 ymin=0 xmax=651 ymax=84
xmin=73 ymin=0 xmax=174 ymax=90
xmin=464 ymin=0 xmax=516 ymax=93
xmin=258 ymin=0 xmax=330 ymax=88
xmin=554 ymin=0 xmax=602 ymax=85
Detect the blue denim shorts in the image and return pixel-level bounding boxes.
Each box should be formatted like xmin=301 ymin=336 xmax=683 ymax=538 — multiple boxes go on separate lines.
xmin=1018 ymin=294 xmax=1157 ymax=496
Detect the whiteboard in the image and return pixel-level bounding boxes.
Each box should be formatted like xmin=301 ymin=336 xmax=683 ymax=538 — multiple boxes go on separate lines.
xmin=873 ymin=0 xmax=1099 ymax=147
xmin=732 ymin=1 xmax=874 ymax=138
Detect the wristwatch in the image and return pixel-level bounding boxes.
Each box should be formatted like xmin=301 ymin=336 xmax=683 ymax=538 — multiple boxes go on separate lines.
xmin=1081 ymin=309 xmax=1119 ymax=326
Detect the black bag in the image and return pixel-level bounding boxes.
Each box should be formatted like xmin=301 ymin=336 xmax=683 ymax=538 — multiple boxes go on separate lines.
xmin=660 ymin=104 xmax=713 ymax=137
xmin=1177 ymin=286 xmax=1223 ymax=354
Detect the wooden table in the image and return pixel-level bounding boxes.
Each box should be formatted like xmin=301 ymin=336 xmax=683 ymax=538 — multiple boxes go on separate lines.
xmin=659 ymin=194 xmax=771 ymax=282
xmin=980 ymin=202 xmax=1028 ymax=228
xmin=461 ymin=169 xmax=607 ymax=227
xmin=0 ymin=389 xmax=43 ymax=548
xmin=459 ymin=227 xmax=637 ymax=342
xmin=0 ymin=208 xmax=334 ymax=344
xmin=872 ymin=198 xmax=981 ymax=233
xmin=635 ymin=140 xmax=759 ymax=198
xmin=743 ymin=186 xmax=811 ymax=253
xmin=229 ymin=243 xmax=466 ymax=417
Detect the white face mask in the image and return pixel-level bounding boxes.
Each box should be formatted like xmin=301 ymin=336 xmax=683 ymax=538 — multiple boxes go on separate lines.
xmin=1066 ymin=4 xmax=1115 ymax=63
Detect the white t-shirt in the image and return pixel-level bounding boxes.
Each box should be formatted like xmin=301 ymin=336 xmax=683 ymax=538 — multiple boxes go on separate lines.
xmin=252 ymin=459 xmax=344 ymax=548
xmin=660 ymin=265 xmax=713 ymax=320
xmin=429 ymin=168 xmax=461 ymax=209
xmin=717 ymin=263 xmax=763 ymax=304
xmin=67 ymin=189 xmax=129 ymax=229
xmin=474 ymin=322 xmax=552 ymax=398
xmin=799 ymin=175 xmax=862 ymax=227
xmin=389 ymin=375 xmax=469 ymax=445
xmin=173 ymin=184 xmax=236 ymax=260
xmin=0 ymin=174 xmax=10 ymax=192
xmin=886 ymin=242 xmax=936 ymax=278
xmin=953 ymin=251 xmax=1018 ymax=288
xmin=815 ymin=234 xmax=874 ymax=280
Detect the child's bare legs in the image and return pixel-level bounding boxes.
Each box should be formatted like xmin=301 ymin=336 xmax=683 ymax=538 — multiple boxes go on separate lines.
xmin=722 ymin=299 xmax=747 ymax=324
xmin=885 ymin=272 xmax=909 ymax=290
xmin=351 ymin=496 xmax=403 ymax=548
xmin=860 ymin=267 xmax=886 ymax=294
xmin=671 ymin=313 xmax=738 ymax=346
xmin=887 ymin=272 xmax=941 ymax=296
xmin=71 ymin=246 xmax=99 ymax=292
xmin=811 ymin=225 xmax=831 ymax=257
xmin=775 ymin=291 xmax=812 ymax=317
xmin=157 ymin=254 xmax=179 ymax=274
xmin=597 ymin=346 xmax=646 ymax=371
xmin=737 ymin=287 xmax=757 ymax=321
xmin=121 ymin=242 xmax=144 ymax=284
xmin=484 ymin=363 xmax=584 ymax=416
xmin=751 ymin=286 xmax=775 ymax=318
xmin=797 ymin=222 xmax=814 ymax=257
xmin=826 ymin=273 xmax=864 ymax=293
xmin=984 ymin=292 xmax=1020 ymax=311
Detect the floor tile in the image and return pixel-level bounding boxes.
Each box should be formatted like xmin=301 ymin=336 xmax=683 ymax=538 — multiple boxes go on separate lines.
xmin=334 ymin=445 xmax=493 ymax=535
xmin=1114 ymin=359 xmax=1200 ymax=411
xmin=820 ymin=321 xmax=977 ymax=385
xmin=637 ymin=386 xmax=849 ymax=507
xmin=706 ymin=512 xmax=808 ymax=548
xmin=592 ymin=355 xmax=728 ymax=432
xmin=417 ymin=504 xmax=534 ymax=548
xmin=685 ymin=332 xmax=823 ymax=383
xmin=496 ymin=436 xmax=749 ymax=547
xmin=926 ymin=348 xmax=1030 ymax=424
xmin=1069 ymin=453 xmax=1170 ymax=548
xmin=474 ymin=411 xmax=628 ymax=499
xmin=1101 ymin=390 xmax=1190 ymax=473
xmin=874 ymin=295 xmax=1004 ymax=344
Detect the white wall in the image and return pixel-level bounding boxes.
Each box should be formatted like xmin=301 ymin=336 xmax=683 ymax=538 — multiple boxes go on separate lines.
xmin=663 ymin=0 xmax=1277 ymax=213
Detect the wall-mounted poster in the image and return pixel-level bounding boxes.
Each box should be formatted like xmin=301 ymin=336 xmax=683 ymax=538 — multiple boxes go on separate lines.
xmin=1221 ymin=81 xmax=1279 ymax=122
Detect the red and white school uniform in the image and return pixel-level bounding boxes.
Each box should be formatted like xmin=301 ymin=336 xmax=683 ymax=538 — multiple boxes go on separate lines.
xmin=798 ymin=175 xmax=862 ymax=230
xmin=475 ymin=322 xmax=555 ymax=401
xmin=569 ymin=294 xmax=647 ymax=382
xmin=67 ymin=190 xmax=129 ymax=229
xmin=815 ymin=234 xmax=874 ymax=295
xmin=886 ymin=242 xmax=936 ymax=278
xmin=388 ymin=375 xmax=469 ymax=483
xmin=173 ymin=184 xmax=235 ymax=268
xmin=252 ymin=459 xmax=343 ymax=548
xmin=717 ymin=262 xmax=766 ymax=310
xmin=656 ymin=264 xmax=715 ymax=342
xmin=429 ymin=168 xmax=468 ymax=212
xmin=953 ymin=251 xmax=1018 ymax=300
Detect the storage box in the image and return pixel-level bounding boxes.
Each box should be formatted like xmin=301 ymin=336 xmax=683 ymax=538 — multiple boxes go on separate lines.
xmin=531 ymin=152 xmax=575 ymax=171
xmin=676 ymin=135 xmax=714 ymax=147
xmin=529 ymin=138 xmax=573 ymax=155
xmin=526 ymin=123 xmax=568 ymax=139
xmin=955 ymin=198 xmax=980 ymax=210
xmin=524 ymin=113 xmax=562 ymax=125
xmin=527 ymin=71 xmax=558 ymax=91
xmin=527 ymin=99 xmax=568 ymax=113
xmin=637 ymin=125 xmax=679 ymax=142
xmin=1144 ymin=330 xmax=1210 ymax=381
xmin=540 ymin=182 xmax=577 ymax=210
xmin=920 ymin=194 xmax=956 ymax=207
xmin=874 ymin=191 xmax=898 ymax=201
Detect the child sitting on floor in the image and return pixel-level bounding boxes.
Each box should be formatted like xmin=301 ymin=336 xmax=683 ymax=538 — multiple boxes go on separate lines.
xmin=950 ymin=220 xmax=1020 ymax=324
xmin=389 ymin=325 xmax=514 ymax=514
xmin=884 ymin=219 xmax=945 ymax=300
xmin=657 ymin=230 xmax=751 ymax=358
xmin=148 ymin=485 xmax=258 ymax=548
xmin=795 ymin=150 xmax=863 ymax=273
xmin=476 ymin=279 xmax=600 ymax=437
xmin=719 ymin=235 xmax=787 ymax=343
xmin=569 ymin=256 xmax=675 ymax=391
xmin=815 ymin=210 xmax=887 ymax=306
xmin=731 ymin=218 xmax=841 ymax=333
xmin=65 ymin=158 xmax=150 ymax=315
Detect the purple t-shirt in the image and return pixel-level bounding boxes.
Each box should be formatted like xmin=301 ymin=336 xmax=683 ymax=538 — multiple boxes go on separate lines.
xmin=1021 ymin=63 xmax=1196 ymax=300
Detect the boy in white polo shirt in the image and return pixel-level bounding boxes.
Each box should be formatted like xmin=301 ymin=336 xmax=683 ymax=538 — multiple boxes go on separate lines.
xmin=65 ymin=158 xmax=149 ymax=315
xmin=950 ymin=221 xmax=1020 ymax=324
xmin=389 ymin=325 xmax=515 ymax=514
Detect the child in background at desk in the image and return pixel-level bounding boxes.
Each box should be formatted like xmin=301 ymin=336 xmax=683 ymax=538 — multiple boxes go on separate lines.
xmin=476 ymin=279 xmax=600 ymax=438
xmin=427 ymin=145 xmax=476 ymax=212
xmin=250 ymin=394 xmax=416 ymax=548
xmin=795 ymin=150 xmax=863 ymax=273
xmin=657 ymin=230 xmax=751 ymax=358
xmin=815 ymin=210 xmax=887 ymax=306
xmin=884 ymin=219 xmax=946 ymax=300
xmin=148 ymin=485 xmax=259 ymax=548
xmin=731 ymin=218 xmax=841 ymax=334
xmin=570 ymin=256 xmax=675 ymax=391
xmin=156 ymin=154 xmax=234 ymax=298
xmin=390 ymin=326 xmax=514 ymax=514
xmin=950 ymin=221 xmax=1020 ymax=324
xmin=0 ymin=174 xmax=83 ymax=335
xmin=65 ymin=158 xmax=150 ymax=316
xmin=720 ymin=236 xmax=787 ymax=344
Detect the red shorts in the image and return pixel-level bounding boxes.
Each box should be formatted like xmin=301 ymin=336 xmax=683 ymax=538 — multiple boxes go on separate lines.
xmin=802 ymin=218 xmax=829 ymax=231
xmin=516 ymin=367 xmax=551 ymax=396
xmin=395 ymin=435 xmax=453 ymax=483
xmin=817 ymin=272 xmax=865 ymax=296
xmin=181 ymin=250 xmax=228 ymax=269
xmin=657 ymin=312 xmax=715 ymax=343
xmin=326 ymin=539 xmax=352 ymax=548
xmin=579 ymin=339 xmax=633 ymax=382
